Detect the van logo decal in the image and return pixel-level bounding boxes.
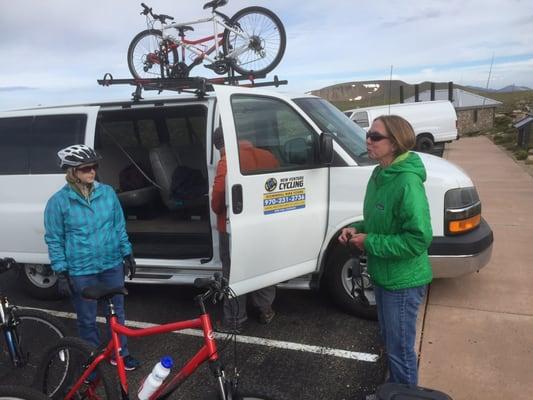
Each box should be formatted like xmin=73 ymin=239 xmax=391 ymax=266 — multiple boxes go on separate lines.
xmin=263 ymin=176 xmax=305 ymax=215
xmin=265 ymin=178 xmax=277 ymax=192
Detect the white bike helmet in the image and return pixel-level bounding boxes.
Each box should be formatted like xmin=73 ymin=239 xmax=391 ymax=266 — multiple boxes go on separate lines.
xmin=57 ymin=144 xmax=102 ymax=169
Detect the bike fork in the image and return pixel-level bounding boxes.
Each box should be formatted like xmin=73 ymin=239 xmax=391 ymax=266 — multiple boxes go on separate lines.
xmin=1 ymin=301 xmax=23 ymax=367
xmin=210 ymin=361 xmax=228 ymax=400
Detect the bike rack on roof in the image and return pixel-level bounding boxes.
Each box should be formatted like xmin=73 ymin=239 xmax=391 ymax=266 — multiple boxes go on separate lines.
xmin=97 ymin=72 xmax=288 ymax=102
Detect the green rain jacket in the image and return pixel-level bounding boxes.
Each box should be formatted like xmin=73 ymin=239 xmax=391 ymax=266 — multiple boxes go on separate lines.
xmin=351 ymin=152 xmax=433 ymax=290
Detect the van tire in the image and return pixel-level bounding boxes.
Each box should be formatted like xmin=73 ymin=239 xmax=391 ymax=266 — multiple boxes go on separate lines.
xmin=325 ymin=244 xmax=377 ymax=320
xmin=416 ymin=135 xmax=434 ymax=153
xmin=18 ymin=264 xmax=62 ymax=300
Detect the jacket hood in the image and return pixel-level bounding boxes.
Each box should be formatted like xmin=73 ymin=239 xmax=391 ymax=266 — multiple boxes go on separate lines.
xmin=373 ymin=152 xmax=426 ymax=184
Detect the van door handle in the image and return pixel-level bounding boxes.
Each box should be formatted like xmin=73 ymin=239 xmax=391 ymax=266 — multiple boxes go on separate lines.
xmin=231 ymin=184 xmax=243 ymax=214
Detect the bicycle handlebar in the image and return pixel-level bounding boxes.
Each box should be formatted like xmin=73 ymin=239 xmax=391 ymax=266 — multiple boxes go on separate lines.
xmin=140 ymin=3 xmax=174 ymax=23
xmin=194 ymin=272 xmax=229 ymax=305
xmin=194 ymin=272 xmax=225 ymax=290
xmin=140 ymin=3 xmax=151 ymax=15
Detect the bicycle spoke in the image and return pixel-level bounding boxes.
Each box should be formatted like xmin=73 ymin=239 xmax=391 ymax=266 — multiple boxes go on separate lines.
xmin=223 ymin=7 xmax=286 ymax=76
xmin=35 ymin=337 xmax=118 ymax=400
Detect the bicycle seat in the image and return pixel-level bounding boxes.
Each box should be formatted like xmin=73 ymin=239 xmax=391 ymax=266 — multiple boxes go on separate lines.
xmin=203 ymin=0 xmax=228 ymax=10
xmin=177 ymin=25 xmax=194 ymax=34
xmin=82 ymin=285 xmax=128 ymax=301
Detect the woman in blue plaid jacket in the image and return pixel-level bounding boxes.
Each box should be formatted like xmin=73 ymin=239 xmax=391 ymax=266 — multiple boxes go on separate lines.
xmin=44 ymin=144 xmax=140 ymax=371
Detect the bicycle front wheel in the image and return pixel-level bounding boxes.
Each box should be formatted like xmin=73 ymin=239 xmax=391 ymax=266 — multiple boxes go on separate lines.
xmin=223 ymin=6 xmax=286 ymax=76
xmin=0 ymin=385 xmax=49 ymax=400
xmin=127 ymin=29 xmax=179 ymax=79
xmin=33 ymin=337 xmax=118 ymax=400
xmin=1 ymin=308 xmax=66 ymax=379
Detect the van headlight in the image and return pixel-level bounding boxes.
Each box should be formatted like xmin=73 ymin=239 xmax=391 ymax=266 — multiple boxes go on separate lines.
xmin=444 ymin=187 xmax=481 ymax=235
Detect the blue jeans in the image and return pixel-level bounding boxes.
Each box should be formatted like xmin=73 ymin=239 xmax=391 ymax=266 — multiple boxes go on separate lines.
xmin=69 ymin=265 xmax=129 ymax=356
xmin=374 ymin=285 xmax=427 ymax=385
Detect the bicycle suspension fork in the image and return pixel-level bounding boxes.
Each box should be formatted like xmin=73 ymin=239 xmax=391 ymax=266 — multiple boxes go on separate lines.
xmin=0 ymin=298 xmax=23 ymax=366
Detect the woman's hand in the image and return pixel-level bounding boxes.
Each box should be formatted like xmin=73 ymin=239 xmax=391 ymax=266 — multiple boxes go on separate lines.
xmin=338 ymin=227 xmax=357 ymax=245
xmin=57 ymin=272 xmax=72 ymax=297
xmin=123 ymin=254 xmax=136 ymax=280
xmin=349 ymin=233 xmax=367 ymax=251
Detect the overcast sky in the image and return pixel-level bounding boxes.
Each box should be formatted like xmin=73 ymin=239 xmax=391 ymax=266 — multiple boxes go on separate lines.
xmin=1 ymin=0 xmax=532 ymax=110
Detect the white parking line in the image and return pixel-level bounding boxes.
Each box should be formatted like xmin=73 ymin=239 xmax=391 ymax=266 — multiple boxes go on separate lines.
xmin=40 ymin=308 xmax=379 ymax=363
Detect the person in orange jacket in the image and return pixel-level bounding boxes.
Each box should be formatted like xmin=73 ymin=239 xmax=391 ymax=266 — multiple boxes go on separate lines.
xmin=211 ymin=127 xmax=279 ymax=331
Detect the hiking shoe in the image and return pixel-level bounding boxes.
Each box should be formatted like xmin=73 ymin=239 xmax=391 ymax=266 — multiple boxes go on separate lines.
xmin=110 ymin=355 xmax=141 ymax=371
xmin=258 ymin=309 xmax=275 ymax=324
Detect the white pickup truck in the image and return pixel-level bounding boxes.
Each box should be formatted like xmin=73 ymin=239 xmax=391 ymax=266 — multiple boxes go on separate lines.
xmin=0 ymin=85 xmax=492 ymax=319
xmin=344 ymin=100 xmax=458 ymax=152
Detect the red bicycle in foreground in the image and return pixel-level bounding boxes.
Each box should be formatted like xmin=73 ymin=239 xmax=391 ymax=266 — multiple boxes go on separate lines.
xmin=33 ymin=274 xmax=282 ymax=400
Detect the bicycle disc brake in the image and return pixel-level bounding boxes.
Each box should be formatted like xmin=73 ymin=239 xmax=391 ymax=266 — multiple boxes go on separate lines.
xmin=249 ymin=35 xmax=266 ymax=57
xmin=351 ymin=256 xmax=370 ymax=307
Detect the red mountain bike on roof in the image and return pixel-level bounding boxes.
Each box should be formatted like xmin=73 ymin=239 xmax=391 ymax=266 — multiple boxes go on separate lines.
xmin=33 ymin=273 xmax=286 ymax=400
xmin=127 ymin=0 xmax=286 ymax=80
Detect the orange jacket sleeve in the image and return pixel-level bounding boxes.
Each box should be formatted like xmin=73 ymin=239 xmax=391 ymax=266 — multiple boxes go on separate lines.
xmin=211 ymin=156 xmax=227 ymax=215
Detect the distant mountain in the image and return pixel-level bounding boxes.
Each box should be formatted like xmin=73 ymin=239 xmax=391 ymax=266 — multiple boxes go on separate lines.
xmin=463 ymin=84 xmax=531 ymax=93
xmin=310 ymin=80 xmax=456 ymax=107
xmin=496 ymin=85 xmax=531 ymax=93
xmin=310 ymin=80 xmax=532 ymax=109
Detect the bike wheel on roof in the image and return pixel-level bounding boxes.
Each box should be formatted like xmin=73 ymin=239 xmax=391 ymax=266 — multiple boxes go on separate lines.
xmin=127 ymin=29 xmax=180 ymax=79
xmin=223 ymin=6 xmax=286 ymax=76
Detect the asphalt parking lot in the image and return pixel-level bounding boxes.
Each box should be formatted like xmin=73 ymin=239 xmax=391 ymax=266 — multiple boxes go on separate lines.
xmin=0 ymin=267 xmax=386 ymax=399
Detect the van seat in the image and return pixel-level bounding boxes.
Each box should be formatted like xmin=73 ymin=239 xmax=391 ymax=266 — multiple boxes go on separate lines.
xmin=149 ymin=145 xmax=179 ymax=210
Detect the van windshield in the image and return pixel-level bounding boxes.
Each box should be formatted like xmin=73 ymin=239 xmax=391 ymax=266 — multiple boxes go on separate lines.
xmin=293 ymin=97 xmax=374 ymax=165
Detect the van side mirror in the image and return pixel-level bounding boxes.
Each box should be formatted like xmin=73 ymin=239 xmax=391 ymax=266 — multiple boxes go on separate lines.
xmin=319 ymin=132 xmax=334 ymax=165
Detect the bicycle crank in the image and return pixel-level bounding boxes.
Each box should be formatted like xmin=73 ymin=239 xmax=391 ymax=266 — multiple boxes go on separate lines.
xmin=205 ymin=60 xmax=230 ymax=75
xmin=170 ymin=62 xmax=190 ymax=78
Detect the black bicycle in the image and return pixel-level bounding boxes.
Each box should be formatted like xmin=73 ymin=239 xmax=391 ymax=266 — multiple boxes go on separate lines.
xmin=0 ymin=258 xmax=67 ymax=379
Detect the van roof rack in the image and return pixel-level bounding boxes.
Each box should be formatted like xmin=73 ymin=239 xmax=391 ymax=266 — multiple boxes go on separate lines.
xmin=97 ymin=73 xmax=288 ymax=102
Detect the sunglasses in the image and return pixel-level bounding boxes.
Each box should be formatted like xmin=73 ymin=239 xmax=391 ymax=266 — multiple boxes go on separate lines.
xmin=366 ymin=131 xmax=390 ymax=142
xmin=76 ymin=164 xmax=99 ymax=173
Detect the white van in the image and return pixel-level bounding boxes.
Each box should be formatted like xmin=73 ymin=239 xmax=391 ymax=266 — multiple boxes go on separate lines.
xmin=344 ymin=101 xmax=458 ymax=152
xmin=0 ymin=86 xmax=492 ymax=319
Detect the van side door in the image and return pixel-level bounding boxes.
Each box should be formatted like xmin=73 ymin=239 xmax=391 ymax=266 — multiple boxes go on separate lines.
xmin=0 ymin=107 xmax=99 ymax=262
xmin=214 ymin=85 xmax=329 ymax=295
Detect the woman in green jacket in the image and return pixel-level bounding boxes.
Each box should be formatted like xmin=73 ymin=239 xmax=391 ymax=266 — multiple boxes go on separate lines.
xmin=338 ymin=115 xmax=432 ymax=386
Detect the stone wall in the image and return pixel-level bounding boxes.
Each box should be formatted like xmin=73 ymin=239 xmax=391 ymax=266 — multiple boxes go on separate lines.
xmin=457 ymin=107 xmax=495 ymax=134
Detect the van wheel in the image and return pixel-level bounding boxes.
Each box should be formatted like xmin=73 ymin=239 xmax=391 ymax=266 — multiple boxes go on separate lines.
xmin=325 ymin=244 xmax=377 ymax=320
xmin=416 ymin=135 xmax=434 ymax=153
xmin=18 ymin=264 xmax=62 ymax=300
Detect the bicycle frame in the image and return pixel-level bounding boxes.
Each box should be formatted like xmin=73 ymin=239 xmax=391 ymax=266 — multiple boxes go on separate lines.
xmin=156 ymin=11 xmax=251 ymax=65
xmin=64 ymin=307 xmax=224 ymax=400
xmin=0 ymin=296 xmax=23 ymax=367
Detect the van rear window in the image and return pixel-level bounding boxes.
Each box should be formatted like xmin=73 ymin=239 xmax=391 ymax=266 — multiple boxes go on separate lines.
xmin=0 ymin=114 xmax=86 ymax=175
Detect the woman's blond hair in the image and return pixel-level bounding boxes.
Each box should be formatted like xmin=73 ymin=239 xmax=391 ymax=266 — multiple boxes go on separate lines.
xmin=374 ymin=115 xmax=416 ymax=156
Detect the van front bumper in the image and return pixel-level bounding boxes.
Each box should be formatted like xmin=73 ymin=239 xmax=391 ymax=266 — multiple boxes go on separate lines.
xmin=428 ymin=218 xmax=493 ymax=278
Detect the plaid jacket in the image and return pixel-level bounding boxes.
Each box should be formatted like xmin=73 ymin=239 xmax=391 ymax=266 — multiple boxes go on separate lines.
xmin=44 ymin=182 xmax=132 ymax=275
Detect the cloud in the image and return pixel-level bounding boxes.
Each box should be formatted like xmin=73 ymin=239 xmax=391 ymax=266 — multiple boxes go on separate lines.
xmin=0 ymin=0 xmax=532 ymax=109
xmin=0 ymin=86 xmax=34 ymax=92
xmin=382 ymin=8 xmax=443 ymax=27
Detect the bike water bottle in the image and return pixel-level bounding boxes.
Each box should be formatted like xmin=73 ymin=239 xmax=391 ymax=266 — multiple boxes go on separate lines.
xmin=137 ymin=356 xmax=173 ymax=400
